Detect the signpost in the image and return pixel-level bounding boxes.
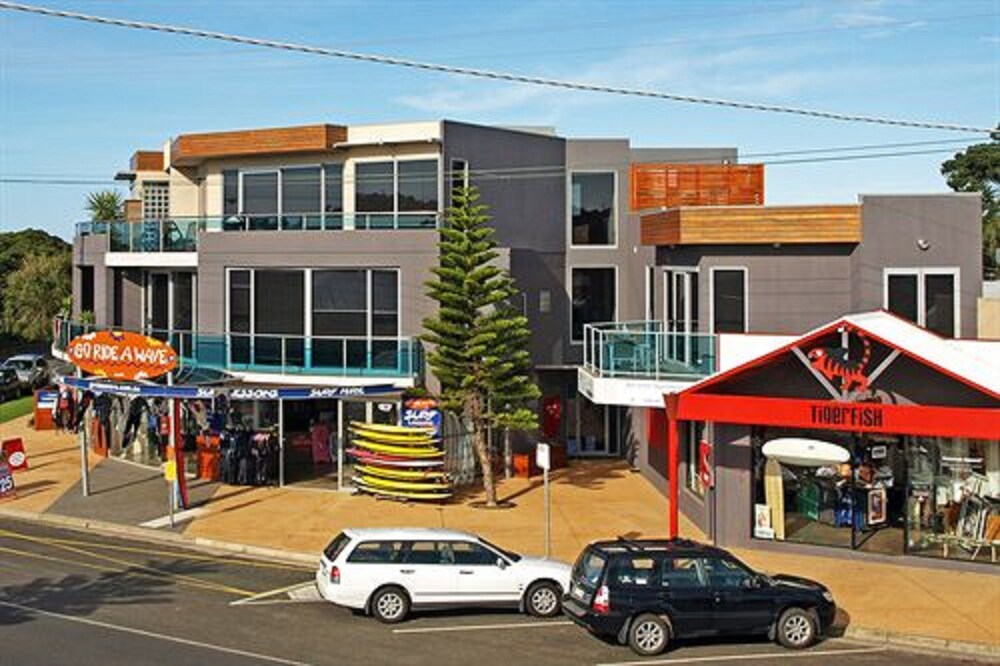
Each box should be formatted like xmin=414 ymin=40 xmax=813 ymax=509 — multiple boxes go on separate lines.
xmin=162 ymin=460 xmax=177 ymax=528
xmin=536 ymin=442 xmax=551 ymax=558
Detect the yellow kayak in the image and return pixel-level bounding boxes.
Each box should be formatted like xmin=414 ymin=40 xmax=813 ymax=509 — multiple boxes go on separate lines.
xmin=349 ymin=421 xmax=435 ymax=436
xmin=354 ymin=478 xmax=452 ymax=500
xmin=356 ymin=474 xmax=451 ymax=492
xmin=350 ymin=439 xmax=444 ymax=458
xmin=350 ymin=426 xmax=439 ymax=445
xmin=355 ymin=464 xmax=448 ymax=481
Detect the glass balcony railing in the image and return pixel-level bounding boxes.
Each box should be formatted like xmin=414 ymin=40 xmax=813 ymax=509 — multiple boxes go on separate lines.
xmin=581 ymin=320 xmax=716 ymax=380
xmin=75 ymin=212 xmax=441 ymax=251
xmin=52 ymin=317 xmax=423 ymax=380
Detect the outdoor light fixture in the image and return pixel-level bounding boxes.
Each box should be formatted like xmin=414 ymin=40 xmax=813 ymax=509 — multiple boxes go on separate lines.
xmin=917 ymin=238 xmax=931 ymax=251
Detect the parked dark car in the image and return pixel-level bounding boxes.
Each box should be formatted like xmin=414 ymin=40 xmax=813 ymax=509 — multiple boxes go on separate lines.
xmin=0 ymin=366 xmax=20 ymax=402
xmin=563 ymin=538 xmax=836 ymax=656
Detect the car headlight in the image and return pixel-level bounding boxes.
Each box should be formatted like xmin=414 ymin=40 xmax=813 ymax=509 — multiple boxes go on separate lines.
xmin=822 ymin=590 xmax=835 ymax=603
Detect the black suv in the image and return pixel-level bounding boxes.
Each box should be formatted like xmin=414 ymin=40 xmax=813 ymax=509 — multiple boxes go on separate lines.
xmin=563 ymin=538 xmax=836 ymax=656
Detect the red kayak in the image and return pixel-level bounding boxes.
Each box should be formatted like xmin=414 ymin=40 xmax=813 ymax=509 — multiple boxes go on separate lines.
xmin=347 ymin=447 xmax=445 ymax=468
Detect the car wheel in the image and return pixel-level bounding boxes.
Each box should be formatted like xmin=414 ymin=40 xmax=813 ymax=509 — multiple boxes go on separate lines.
xmin=525 ymin=581 xmax=561 ymax=618
xmin=370 ymin=586 xmax=410 ymax=624
xmin=628 ymin=614 xmax=669 ymax=656
xmin=776 ymin=607 xmax=817 ymax=649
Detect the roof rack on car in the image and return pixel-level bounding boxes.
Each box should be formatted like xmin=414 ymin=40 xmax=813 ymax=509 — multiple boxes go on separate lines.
xmin=616 ymin=536 xmax=649 ymax=552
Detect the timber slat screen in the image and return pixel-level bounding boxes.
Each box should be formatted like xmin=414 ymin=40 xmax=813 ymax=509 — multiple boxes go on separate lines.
xmin=170 ymin=124 xmax=348 ymax=166
xmin=630 ymin=163 xmax=764 ymax=211
xmin=640 ymin=205 xmax=862 ymax=246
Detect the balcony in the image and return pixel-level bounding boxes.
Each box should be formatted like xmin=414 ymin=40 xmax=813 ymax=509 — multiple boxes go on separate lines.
xmin=53 ymin=318 xmax=423 ymax=383
xmin=74 ymin=213 xmax=442 ymax=252
xmin=578 ymin=321 xmax=716 ymax=407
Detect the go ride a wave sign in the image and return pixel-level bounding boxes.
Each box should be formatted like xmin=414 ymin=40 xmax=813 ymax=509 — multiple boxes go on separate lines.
xmin=67 ymin=331 xmax=178 ymax=381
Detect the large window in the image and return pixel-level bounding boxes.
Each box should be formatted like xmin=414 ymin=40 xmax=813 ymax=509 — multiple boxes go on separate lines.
xmin=355 ymin=159 xmax=439 ymax=229
xmin=571 ymin=267 xmax=616 ymax=341
xmin=254 ymin=270 xmax=305 ymax=366
xmin=571 ymin=172 xmax=616 ymax=246
xmin=224 ymin=166 xmax=343 ymax=231
xmin=242 ymin=172 xmax=279 ymax=230
xmin=398 ymin=160 xmax=438 ymax=212
xmin=229 ymin=270 xmax=251 ymax=364
xmin=885 ymin=269 xmax=959 ymax=338
xmin=355 ymin=162 xmax=395 ymax=213
xmin=711 ymin=268 xmax=747 ymax=334
xmin=281 ymin=167 xmax=322 ymax=230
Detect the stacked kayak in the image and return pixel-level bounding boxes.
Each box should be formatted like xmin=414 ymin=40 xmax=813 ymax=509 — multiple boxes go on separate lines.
xmin=348 ymin=422 xmax=452 ymax=501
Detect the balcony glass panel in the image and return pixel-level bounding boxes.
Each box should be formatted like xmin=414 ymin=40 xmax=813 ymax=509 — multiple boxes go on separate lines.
xmin=582 ymin=321 xmax=715 ymax=380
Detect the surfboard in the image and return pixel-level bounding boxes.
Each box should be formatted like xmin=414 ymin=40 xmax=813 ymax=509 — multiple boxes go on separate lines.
xmin=349 ymin=421 xmax=435 ymax=436
xmin=350 ymin=439 xmax=444 ymax=458
xmin=353 ymin=478 xmax=453 ymax=500
xmin=764 ymin=458 xmax=785 ymax=541
xmin=762 ymin=438 xmax=850 ymax=467
xmin=356 ymin=474 xmax=451 ymax=492
xmin=355 ymin=464 xmax=448 ymax=481
xmin=347 ymin=449 xmax=444 ymax=468
xmin=349 ymin=428 xmax=440 ymax=445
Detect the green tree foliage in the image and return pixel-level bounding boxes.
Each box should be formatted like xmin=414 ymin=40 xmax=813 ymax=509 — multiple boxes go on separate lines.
xmin=422 ymin=186 xmax=540 ymax=506
xmin=3 ymin=252 xmax=72 ymax=341
xmin=0 ymin=229 xmax=70 ymax=335
xmin=85 ymin=190 xmax=124 ymax=221
xmin=941 ymin=131 xmax=999 ymax=278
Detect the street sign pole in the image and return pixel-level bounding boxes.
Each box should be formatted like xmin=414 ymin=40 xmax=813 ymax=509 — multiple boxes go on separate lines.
xmin=536 ymin=443 xmax=551 ymax=558
xmin=77 ymin=367 xmax=90 ymax=497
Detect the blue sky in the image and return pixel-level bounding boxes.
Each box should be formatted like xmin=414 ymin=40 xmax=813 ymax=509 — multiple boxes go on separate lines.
xmin=1 ymin=0 xmax=997 ymax=239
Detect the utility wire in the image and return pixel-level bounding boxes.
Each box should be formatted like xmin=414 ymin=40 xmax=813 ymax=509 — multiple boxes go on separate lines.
xmin=0 ymin=1 xmax=994 ymax=135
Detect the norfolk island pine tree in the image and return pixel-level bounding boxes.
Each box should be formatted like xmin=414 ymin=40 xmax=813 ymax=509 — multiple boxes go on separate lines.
xmin=421 ymin=185 xmax=540 ymax=507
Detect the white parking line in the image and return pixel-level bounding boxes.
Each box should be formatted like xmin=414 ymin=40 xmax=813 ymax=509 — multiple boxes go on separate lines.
xmin=0 ymin=600 xmax=315 ymax=666
xmin=229 ymin=581 xmax=319 ymax=607
xmin=595 ymin=645 xmax=886 ymax=666
xmin=393 ymin=620 xmax=575 ymax=634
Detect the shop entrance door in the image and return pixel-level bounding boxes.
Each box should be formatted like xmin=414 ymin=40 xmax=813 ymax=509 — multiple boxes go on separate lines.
xmin=851 ymin=435 xmax=906 ymax=556
xmin=338 ymin=400 xmax=369 ymax=490
xmin=665 ymin=269 xmax=698 ymax=365
xmin=147 ymin=272 xmax=169 ymax=337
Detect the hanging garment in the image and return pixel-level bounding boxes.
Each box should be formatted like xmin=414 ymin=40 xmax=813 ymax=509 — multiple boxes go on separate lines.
xmin=75 ymin=392 xmax=94 ymax=433
xmin=122 ymin=397 xmax=148 ymax=449
xmin=310 ymin=422 xmax=332 ymax=465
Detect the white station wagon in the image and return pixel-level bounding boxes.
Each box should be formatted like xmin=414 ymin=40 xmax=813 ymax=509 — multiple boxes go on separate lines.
xmin=315 ymin=527 xmax=572 ymax=623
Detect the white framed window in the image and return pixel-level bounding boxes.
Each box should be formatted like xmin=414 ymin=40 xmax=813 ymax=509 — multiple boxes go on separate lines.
xmin=569 ymin=170 xmax=617 ymax=248
xmin=883 ymin=268 xmax=960 ymax=338
xmin=141 ymin=181 xmax=170 ymax=220
xmin=709 ymin=267 xmax=748 ymax=334
xmin=570 ymin=266 xmax=618 ymax=342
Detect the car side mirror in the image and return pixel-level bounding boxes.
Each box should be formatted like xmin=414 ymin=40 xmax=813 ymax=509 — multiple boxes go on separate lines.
xmin=743 ymin=575 xmax=763 ymax=589
xmin=496 ymin=557 xmax=508 ymax=569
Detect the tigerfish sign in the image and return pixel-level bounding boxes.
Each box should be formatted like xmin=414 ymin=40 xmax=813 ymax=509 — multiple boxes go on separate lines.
xmin=66 ymin=330 xmax=177 ymax=381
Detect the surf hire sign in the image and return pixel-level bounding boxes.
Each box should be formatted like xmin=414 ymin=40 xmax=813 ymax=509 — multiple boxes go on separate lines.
xmin=66 ymin=331 xmax=178 ymax=381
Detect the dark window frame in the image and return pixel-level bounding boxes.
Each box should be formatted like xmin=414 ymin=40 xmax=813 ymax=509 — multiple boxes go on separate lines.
xmin=571 ymin=266 xmax=617 ymax=342
xmin=570 ymin=171 xmax=616 ymax=247
xmin=711 ymin=267 xmax=747 ymax=334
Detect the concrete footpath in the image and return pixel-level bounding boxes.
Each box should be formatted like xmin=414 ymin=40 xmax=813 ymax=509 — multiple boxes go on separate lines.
xmin=1 ymin=415 xmax=998 ymax=658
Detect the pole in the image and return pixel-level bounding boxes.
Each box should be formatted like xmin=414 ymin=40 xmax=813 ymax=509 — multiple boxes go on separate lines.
xmin=77 ymin=367 xmax=90 ymax=497
xmin=665 ymin=394 xmax=680 ymax=540
xmin=278 ymin=398 xmax=285 ymax=487
xmin=337 ymin=400 xmax=344 ymax=491
xmin=167 ymin=473 xmax=175 ymax=528
xmin=504 ymin=428 xmax=512 ymax=480
xmin=543 ymin=464 xmax=551 ymax=558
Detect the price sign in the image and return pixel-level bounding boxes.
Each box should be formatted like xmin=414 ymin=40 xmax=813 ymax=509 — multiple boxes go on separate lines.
xmin=536 ymin=443 xmax=551 ymax=471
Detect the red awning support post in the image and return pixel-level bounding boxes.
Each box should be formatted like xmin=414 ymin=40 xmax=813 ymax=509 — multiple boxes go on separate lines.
xmin=664 ymin=393 xmax=681 ymax=539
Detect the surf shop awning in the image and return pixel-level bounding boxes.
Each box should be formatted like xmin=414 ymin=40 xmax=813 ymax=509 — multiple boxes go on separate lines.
xmin=661 ymin=311 xmax=1000 ymax=538
xmin=58 ymin=375 xmax=401 ymax=400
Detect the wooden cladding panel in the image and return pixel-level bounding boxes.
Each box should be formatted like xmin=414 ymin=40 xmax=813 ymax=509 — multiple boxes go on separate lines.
xmin=640 ymin=205 xmax=862 ymax=246
xmin=631 ymin=163 xmax=764 ymax=211
xmin=170 ymin=124 xmax=347 ymax=166
xmin=130 ymin=151 xmax=165 ymax=172
xmin=124 ymin=199 xmax=143 ymax=222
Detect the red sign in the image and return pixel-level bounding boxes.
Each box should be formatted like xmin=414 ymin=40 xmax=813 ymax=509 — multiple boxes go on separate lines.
xmin=698 ymin=440 xmax=714 ymax=489
xmin=2 ymin=438 xmax=28 ymax=471
xmin=66 ymin=330 xmax=177 ymax=380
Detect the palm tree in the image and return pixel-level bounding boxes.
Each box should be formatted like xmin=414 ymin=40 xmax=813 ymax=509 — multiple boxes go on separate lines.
xmin=86 ymin=190 xmax=124 ymax=221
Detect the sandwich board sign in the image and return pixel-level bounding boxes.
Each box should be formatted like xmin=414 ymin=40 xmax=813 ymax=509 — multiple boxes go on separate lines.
xmin=0 ymin=457 xmax=15 ymax=500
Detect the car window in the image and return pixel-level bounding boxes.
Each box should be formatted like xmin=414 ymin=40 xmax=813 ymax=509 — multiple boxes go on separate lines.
xmin=700 ymin=558 xmax=753 ymax=589
xmin=323 ymin=532 xmax=351 ymax=561
xmin=660 ymin=557 xmax=706 ymax=588
xmin=403 ymin=541 xmax=454 ymax=565
xmin=451 ymin=542 xmax=498 ymax=566
xmin=346 ymin=541 xmax=404 ymax=564
xmin=610 ymin=556 xmax=657 ymax=587
xmin=573 ymin=550 xmax=607 ymax=588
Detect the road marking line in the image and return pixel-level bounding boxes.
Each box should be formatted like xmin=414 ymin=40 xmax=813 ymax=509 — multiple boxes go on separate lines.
xmin=0 ymin=530 xmax=309 ymax=570
xmin=230 ymin=581 xmax=318 ymax=606
xmin=393 ymin=620 xmax=575 ymax=634
xmin=0 ymin=600 xmax=316 ymax=666
xmin=594 ymin=645 xmax=887 ymax=666
xmin=0 ymin=541 xmax=251 ymax=598
xmin=140 ymin=507 xmax=208 ymax=528
xmin=5 ymin=530 xmax=257 ymax=597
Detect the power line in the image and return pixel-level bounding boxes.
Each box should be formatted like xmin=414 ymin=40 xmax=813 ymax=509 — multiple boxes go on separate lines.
xmin=0 ymin=1 xmax=994 ymax=135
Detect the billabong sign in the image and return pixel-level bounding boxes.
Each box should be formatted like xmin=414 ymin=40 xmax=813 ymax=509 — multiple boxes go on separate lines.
xmin=67 ymin=330 xmax=177 ymax=380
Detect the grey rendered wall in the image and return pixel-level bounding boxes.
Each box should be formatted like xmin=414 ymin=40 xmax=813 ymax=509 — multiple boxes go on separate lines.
xmin=442 ymin=121 xmax=568 ymax=366
xmin=655 ymin=244 xmax=855 ymax=334
xmin=853 ymin=194 xmax=982 ymax=337
xmin=73 ymin=235 xmax=110 ymax=327
xmin=709 ymin=423 xmax=753 ymax=547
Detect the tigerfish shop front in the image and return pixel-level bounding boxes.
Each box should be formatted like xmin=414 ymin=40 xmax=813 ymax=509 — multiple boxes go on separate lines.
xmin=661 ymin=312 xmax=1000 ymax=569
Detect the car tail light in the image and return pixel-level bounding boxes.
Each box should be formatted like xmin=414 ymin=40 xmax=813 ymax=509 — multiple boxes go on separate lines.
xmin=329 ymin=565 xmax=340 ymax=584
xmin=592 ymin=585 xmax=610 ymax=615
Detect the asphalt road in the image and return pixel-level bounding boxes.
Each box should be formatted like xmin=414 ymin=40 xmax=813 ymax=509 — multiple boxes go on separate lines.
xmin=0 ymin=518 xmax=984 ymax=666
